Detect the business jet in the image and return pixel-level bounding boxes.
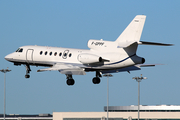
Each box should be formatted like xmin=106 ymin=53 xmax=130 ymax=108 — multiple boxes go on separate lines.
xmin=5 ymin=15 xmax=172 ymax=86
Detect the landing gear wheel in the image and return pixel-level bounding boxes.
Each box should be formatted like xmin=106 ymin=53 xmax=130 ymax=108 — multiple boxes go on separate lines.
xmin=66 ymin=74 xmax=75 ymax=86
xmin=92 ymin=77 xmax=101 ymax=84
xmin=66 ymin=79 xmax=75 ymax=86
xmin=25 ymin=74 xmax=30 ymax=78
xmin=25 ymin=64 xmax=31 ymax=79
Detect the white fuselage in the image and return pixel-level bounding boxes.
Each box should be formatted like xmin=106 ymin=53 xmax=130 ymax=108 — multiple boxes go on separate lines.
xmin=5 ymin=45 xmax=142 ymax=72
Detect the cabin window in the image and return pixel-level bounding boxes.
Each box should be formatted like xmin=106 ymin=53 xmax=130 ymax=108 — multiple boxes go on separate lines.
xmin=62 ymin=50 xmax=69 ymax=59
xmin=40 ymin=51 xmax=43 ymax=55
xmin=64 ymin=53 xmax=67 ymax=57
xmin=59 ymin=52 xmax=62 ymax=56
xmin=45 ymin=51 xmax=48 ymax=55
xmin=49 ymin=52 xmax=52 ymax=56
xmin=54 ymin=52 xmax=57 ymax=56
xmin=69 ymin=53 xmax=72 ymax=57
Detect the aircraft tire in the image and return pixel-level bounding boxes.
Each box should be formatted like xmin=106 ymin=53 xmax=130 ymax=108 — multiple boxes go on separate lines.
xmin=25 ymin=75 xmax=30 ymax=78
xmin=67 ymin=79 xmax=75 ymax=86
xmin=92 ymin=77 xmax=100 ymax=84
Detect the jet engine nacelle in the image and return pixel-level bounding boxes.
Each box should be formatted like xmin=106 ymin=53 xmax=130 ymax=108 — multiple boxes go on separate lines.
xmin=78 ymin=53 xmax=102 ymax=64
xmin=131 ymin=55 xmax=145 ymax=64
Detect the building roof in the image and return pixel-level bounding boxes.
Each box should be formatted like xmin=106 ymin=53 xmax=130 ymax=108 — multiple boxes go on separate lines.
xmin=104 ymin=105 xmax=180 ymax=112
xmin=0 ymin=114 xmax=52 ymax=120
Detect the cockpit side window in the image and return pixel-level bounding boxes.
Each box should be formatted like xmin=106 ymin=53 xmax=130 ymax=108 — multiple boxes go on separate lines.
xmin=15 ymin=48 xmax=23 ymax=52
xmin=15 ymin=48 xmax=20 ymax=52
xmin=19 ymin=48 xmax=23 ymax=52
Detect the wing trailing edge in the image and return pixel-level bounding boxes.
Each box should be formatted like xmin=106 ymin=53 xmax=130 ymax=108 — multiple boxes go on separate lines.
xmin=37 ymin=63 xmax=86 ymax=75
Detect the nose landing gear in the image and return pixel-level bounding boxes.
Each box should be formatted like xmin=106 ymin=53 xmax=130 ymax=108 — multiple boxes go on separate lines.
xmin=25 ymin=64 xmax=31 ymax=78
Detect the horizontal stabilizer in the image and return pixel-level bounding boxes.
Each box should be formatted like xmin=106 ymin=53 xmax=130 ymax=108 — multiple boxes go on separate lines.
xmin=138 ymin=41 xmax=173 ymax=46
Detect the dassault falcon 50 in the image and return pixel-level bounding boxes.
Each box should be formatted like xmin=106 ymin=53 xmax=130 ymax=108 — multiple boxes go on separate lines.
xmin=5 ymin=15 xmax=173 ymax=86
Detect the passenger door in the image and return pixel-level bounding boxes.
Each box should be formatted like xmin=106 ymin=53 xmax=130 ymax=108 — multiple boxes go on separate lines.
xmin=26 ymin=49 xmax=34 ymax=63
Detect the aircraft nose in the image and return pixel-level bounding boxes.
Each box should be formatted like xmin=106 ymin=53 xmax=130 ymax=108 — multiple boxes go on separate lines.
xmin=5 ymin=54 xmax=13 ymax=61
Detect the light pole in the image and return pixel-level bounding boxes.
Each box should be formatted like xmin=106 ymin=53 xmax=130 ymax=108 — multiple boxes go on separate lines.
xmin=0 ymin=68 xmax=11 ymax=120
xmin=132 ymin=74 xmax=147 ymax=120
xmin=103 ymin=73 xmax=113 ymax=120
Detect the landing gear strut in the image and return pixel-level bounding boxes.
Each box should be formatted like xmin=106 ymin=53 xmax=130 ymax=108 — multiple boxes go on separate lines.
xmin=66 ymin=74 xmax=75 ymax=86
xmin=92 ymin=71 xmax=102 ymax=84
xmin=25 ymin=64 xmax=31 ymax=78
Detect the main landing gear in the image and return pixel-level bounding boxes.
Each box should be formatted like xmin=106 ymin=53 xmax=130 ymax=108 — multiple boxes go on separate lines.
xmin=92 ymin=71 xmax=102 ymax=84
xmin=25 ymin=64 xmax=31 ymax=78
xmin=66 ymin=71 xmax=102 ymax=86
xmin=66 ymin=74 xmax=75 ymax=86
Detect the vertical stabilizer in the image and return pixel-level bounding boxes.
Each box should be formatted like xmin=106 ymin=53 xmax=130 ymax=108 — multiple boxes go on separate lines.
xmin=115 ymin=15 xmax=146 ymax=47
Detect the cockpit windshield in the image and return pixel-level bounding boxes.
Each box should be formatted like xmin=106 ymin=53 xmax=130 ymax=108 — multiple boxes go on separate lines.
xmin=15 ymin=48 xmax=23 ymax=52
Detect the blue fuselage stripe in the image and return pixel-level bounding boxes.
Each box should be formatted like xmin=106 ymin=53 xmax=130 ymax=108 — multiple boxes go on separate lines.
xmin=105 ymin=54 xmax=136 ymax=65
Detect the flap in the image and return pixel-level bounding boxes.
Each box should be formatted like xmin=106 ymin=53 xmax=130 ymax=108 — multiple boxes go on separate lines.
xmin=59 ymin=69 xmax=86 ymax=75
xmin=37 ymin=63 xmax=86 ymax=75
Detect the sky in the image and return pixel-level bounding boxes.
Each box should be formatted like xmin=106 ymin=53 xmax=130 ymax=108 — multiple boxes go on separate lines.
xmin=0 ymin=0 xmax=179 ymax=114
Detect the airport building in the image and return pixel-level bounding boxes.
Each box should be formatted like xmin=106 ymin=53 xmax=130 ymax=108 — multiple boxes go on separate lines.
xmin=0 ymin=114 xmax=52 ymax=120
xmin=1 ymin=105 xmax=180 ymax=120
xmin=53 ymin=105 xmax=180 ymax=120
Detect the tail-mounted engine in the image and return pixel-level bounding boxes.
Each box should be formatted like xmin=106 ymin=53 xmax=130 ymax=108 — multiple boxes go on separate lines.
xmin=78 ymin=53 xmax=103 ymax=64
xmin=131 ymin=55 xmax=145 ymax=64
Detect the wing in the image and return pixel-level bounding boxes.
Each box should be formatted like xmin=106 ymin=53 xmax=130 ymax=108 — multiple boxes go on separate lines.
xmin=37 ymin=63 xmax=86 ymax=75
xmin=101 ymin=64 xmax=157 ymax=74
xmin=101 ymin=65 xmax=141 ymax=74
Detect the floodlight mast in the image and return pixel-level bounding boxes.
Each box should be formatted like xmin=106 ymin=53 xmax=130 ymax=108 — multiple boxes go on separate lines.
xmin=103 ymin=73 xmax=113 ymax=120
xmin=132 ymin=74 xmax=147 ymax=120
xmin=0 ymin=68 xmax=11 ymax=120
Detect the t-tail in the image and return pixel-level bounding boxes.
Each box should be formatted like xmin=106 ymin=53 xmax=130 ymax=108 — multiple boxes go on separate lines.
xmin=87 ymin=15 xmax=173 ymax=52
xmin=115 ymin=15 xmax=173 ymax=47
xmin=115 ymin=15 xmax=146 ymax=48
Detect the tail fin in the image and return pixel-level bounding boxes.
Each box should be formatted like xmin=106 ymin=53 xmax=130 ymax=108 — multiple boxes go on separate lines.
xmin=115 ymin=15 xmax=146 ymax=47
